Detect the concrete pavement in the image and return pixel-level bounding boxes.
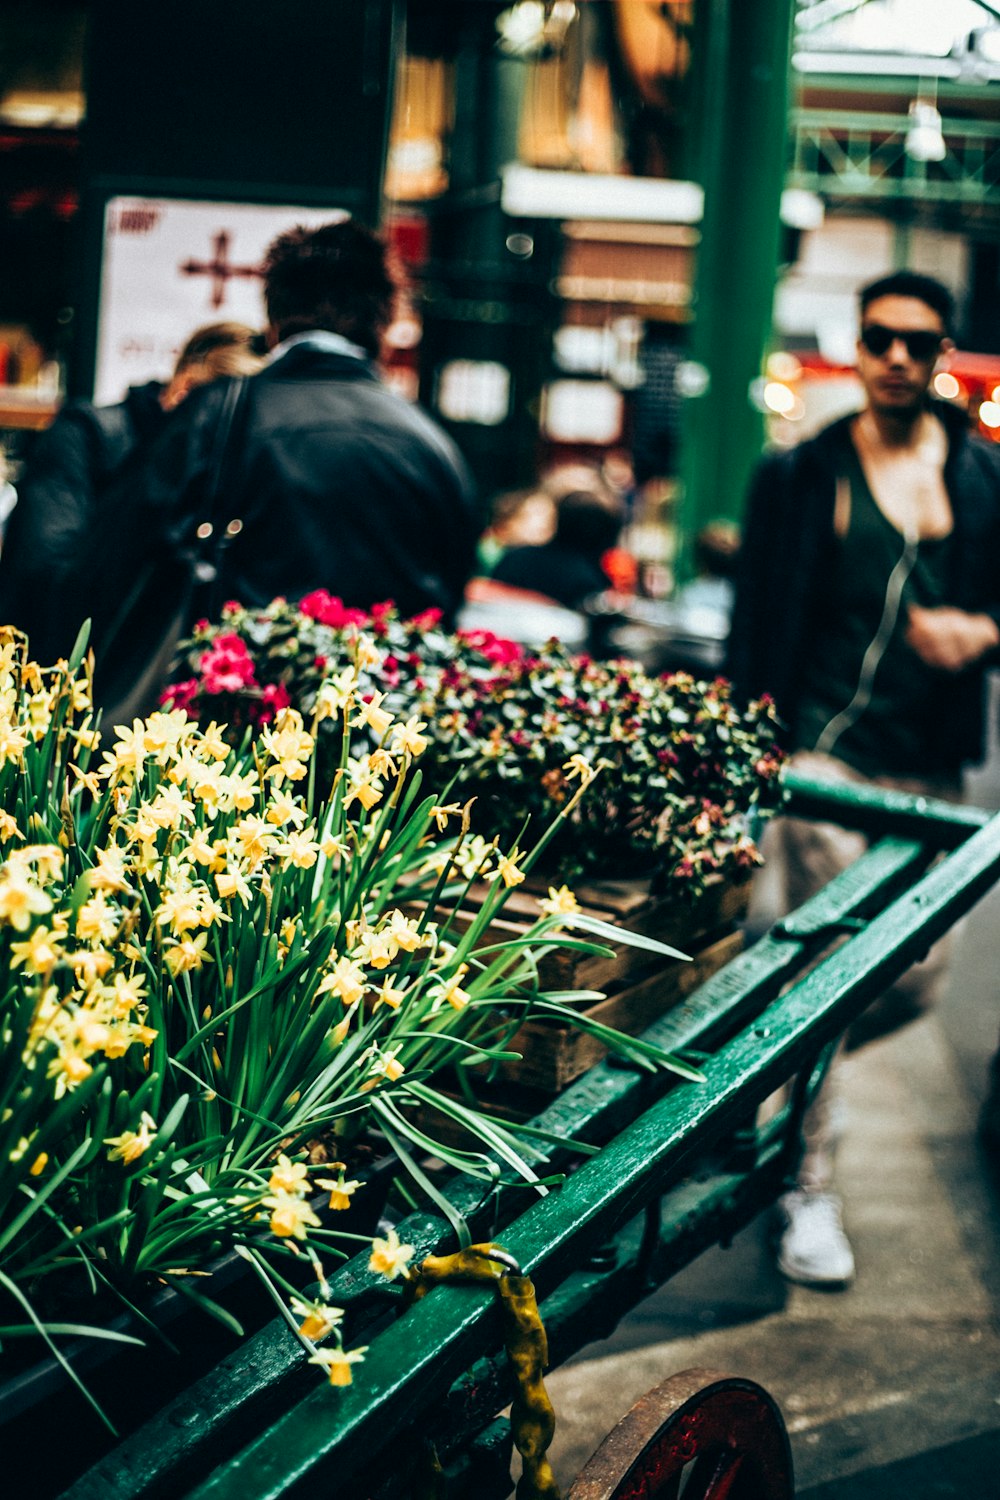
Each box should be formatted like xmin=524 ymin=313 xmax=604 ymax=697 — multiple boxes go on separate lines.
xmin=539 ymin=730 xmax=1000 ymax=1496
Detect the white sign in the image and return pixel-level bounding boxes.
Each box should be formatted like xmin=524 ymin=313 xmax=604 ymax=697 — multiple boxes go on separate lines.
xmin=542 ymin=379 xmax=623 ymax=444
xmin=435 ymin=360 xmax=511 ymax=426
xmin=94 ymin=197 xmax=346 ymax=404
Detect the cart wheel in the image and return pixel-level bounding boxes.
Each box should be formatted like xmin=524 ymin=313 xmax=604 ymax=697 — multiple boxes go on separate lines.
xmin=567 ymin=1367 xmax=794 ymax=1500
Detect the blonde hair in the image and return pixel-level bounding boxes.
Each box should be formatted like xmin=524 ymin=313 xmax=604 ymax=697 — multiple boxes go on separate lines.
xmin=173 ymin=322 xmax=263 ymax=380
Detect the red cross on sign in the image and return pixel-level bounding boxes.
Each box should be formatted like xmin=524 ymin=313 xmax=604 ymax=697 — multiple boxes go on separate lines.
xmin=179 ymin=230 xmax=262 ymax=309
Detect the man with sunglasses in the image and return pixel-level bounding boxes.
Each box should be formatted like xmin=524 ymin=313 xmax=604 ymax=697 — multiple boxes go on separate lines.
xmin=729 ymin=270 xmax=1000 ymax=1288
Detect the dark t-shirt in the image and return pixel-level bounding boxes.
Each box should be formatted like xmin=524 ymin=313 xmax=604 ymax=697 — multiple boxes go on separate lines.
xmin=492 ymin=542 xmax=608 ymax=610
xmin=794 ymin=442 xmax=957 ymax=776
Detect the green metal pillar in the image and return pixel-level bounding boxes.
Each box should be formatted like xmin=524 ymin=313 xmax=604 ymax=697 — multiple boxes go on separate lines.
xmin=674 ymin=0 xmax=796 ymax=584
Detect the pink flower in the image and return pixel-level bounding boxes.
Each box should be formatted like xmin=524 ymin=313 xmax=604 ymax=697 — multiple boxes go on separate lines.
xmin=255 ymin=681 xmax=292 ymax=724
xmin=456 ymin=629 xmax=522 ymax=666
xmin=198 ymin=633 xmax=258 ymax=695
xmin=299 ymin=591 xmax=370 ymax=629
xmin=160 ymin=678 xmax=199 ymax=713
xmin=409 ymin=607 xmax=442 ymax=631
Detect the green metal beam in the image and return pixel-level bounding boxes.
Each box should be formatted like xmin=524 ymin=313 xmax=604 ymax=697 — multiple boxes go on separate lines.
xmin=674 ymin=0 xmax=797 ymax=580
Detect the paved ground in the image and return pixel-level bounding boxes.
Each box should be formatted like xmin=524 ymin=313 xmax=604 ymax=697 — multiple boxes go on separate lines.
xmin=542 ymin=695 xmax=1000 ymax=1496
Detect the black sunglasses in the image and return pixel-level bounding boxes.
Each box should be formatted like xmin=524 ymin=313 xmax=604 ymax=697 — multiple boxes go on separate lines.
xmin=860 ymin=324 xmax=943 ymax=361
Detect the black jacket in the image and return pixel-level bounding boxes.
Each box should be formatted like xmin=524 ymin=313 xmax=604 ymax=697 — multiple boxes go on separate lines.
xmin=0 ymin=383 xmax=165 ymax=663
xmin=96 ymin=343 xmax=475 ymax=630
xmin=727 ymin=401 xmax=1000 ymax=769
xmin=492 ymin=541 xmax=609 ymax=610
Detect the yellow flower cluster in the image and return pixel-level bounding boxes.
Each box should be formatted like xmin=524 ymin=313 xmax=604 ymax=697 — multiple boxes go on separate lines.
xmin=262 ymin=1152 xmax=322 ymax=1240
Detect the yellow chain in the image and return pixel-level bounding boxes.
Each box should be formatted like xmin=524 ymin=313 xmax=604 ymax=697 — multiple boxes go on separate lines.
xmin=407 ymin=1243 xmax=562 ymax=1500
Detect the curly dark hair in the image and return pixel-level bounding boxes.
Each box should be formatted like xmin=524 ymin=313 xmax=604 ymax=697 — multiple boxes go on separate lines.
xmin=261 ymin=218 xmax=399 ymax=355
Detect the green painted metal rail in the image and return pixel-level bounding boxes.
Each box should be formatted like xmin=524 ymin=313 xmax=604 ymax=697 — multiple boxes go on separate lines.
xmin=63 ymin=779 xmax=1000 ymax=1500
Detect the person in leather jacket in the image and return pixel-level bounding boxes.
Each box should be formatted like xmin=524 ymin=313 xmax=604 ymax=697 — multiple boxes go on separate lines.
xmin=89 ymin=218 xmax=477 ymax=690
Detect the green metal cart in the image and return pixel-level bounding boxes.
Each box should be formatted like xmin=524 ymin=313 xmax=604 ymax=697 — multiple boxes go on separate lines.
xmin=60 ymin=776 xmax=1000 ymax=1500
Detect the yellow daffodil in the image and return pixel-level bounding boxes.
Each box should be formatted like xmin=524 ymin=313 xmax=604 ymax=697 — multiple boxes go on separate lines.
xmin=277 ymin=829 xmax=320 ymax=870
xmin=352 ymin=690 xmax=393 ymax=738
xmin=10 ymin=921 xmax=66 ymax=975
xmin=268 ymin=1153 xmax=310 ymax=1196
xmin=110 ymin=971 xmax=147 ymax=1016
xmin=231 ymin=815 xmax=276 ymax=871
xmin=142 ymin=708 xmax=190 ymax=759
xmin=48 ymin=1047 xmax=93 ymax=1097
xmin=375 ymin=977 xmax=407 ymax=1011
xmin=186 ymin=830 xmax=221 ymax=869
xmin=265 ymin=788 xmax=306 ymax=828
xmin=0 ymin=720 xmax=29 ymax=768
xmin=215 ymin=868 xmax=253 ymax=907
xmin=67 ymin=947 xmax=113 ymax=986
xmin=200 ymin=721 xmax=231 ymax=761
xmin=563 ymin=753 xmax=596 ymax=784
xmin=291 ymin=1297 xmax=343 ymax=1341
xmin=316 ymin=1172 xmax=362 ymax=1212
xmin=353 ymin=928 xmax=396 ymax=970
xmin=485 ymin=846 xmax=526 ymax=889
xmin=218 ymin=768 xmax=258 ymax=812
xmin=265 ymin=1192 xmax=321 ymax=1240
xmin=368 ymin=1228 xmax=415 ymax=1282
xmin=539 ymin=884 xmax=579 ymax=918
xmin=164 ymin=931 xmax=209 ymax=976
xmin=367 ymin=746 xmax=398 ymax=779
xmin=308 ymin=1344 xmax=367 ymax=1387
xmin=354 ymin=633 xmax=381 ymax=669
xmin=260 ymin=709 xmax=314 ymax=782
xmin=12 ymin=844 xmax=65 ymax=883
xmin=364 ymin=1048 xmax=404 ymax=1089
xmin=89 ymin=846 xmax=132 ymax=894
xmin=105 ymin=1111 xmax=157 ymax=1164
xmin=313 ymin=667 xmax=357 ymax=721
xmin=435 ymin=974 xmax=471 ymax=1012
xmin=76 ymin=891 xmax=120 ymax=944
xmin=386 ymin=909 xmax=424 ymax=953
xmin=390 ymin=716 xmax=428 ymax=758
xmin=429 ymin=802 xmax=462 ymax=832
xmin=107 ymin=720 xmax=147 ymax=781
xmin=0 ymin=810 xmax=23 ymax=843
xmin=155 ymin=886 xmax=203 ymax=935
xmin=342 ymin=756 xmax=383 ymax=813
xmin=317 ymin=957 xmax=368 ymax=1008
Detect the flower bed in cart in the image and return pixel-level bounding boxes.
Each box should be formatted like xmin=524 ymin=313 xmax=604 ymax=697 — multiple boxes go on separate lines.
xmin=165 ymin=596 xmax=784 ymax=1098
xmin=0 ymin=624 xmax=699 ymax=1485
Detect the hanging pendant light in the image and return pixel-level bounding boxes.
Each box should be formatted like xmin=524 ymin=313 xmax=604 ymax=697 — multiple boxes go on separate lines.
xmin=905 ymin=100 xmax=946 ymax=163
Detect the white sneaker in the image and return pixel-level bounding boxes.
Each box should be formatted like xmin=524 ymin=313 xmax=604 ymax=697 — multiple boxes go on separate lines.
xmin=776 ymin=1189 xmax=855 ymax=1288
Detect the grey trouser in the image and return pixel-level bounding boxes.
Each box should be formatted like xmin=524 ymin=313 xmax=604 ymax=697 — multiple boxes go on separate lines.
xmin=750 ymin=750 xmax=961 ymax=1193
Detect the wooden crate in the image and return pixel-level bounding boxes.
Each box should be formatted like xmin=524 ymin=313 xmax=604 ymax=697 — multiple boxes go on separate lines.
xmin=430 ymin=874 xmax=751 ymax=1097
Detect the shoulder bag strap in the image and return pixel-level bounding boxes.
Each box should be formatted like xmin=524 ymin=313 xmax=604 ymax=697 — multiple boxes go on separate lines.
xmin=188 ymin=375 xmax=250 ymax=616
